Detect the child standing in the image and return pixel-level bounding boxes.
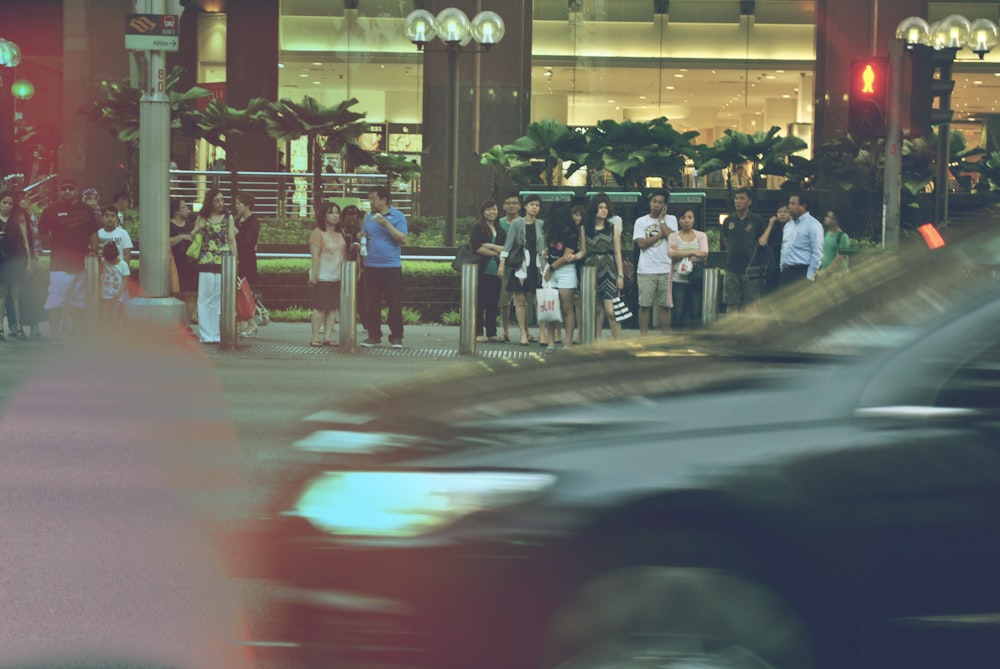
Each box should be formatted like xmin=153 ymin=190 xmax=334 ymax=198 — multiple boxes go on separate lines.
xmin=99 ymin=242 xmax=130 ymax=328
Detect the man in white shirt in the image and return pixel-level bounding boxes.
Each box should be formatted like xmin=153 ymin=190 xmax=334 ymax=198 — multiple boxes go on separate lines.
xmin=780 ymin=193 xmax=824 ymax=286
xmin=632 ymin=189 xmax=677 ymax=335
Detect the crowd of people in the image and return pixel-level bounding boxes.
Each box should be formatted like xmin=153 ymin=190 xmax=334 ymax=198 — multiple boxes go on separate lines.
xmin=0 ymin=172 xmax=852 ymax=348
xmin=462 ymin=187 xmax=852 ymax=347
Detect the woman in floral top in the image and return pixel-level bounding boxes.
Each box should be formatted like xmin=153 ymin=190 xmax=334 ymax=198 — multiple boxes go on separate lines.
xmin=191 ymin=188 xmax=237 ymax=344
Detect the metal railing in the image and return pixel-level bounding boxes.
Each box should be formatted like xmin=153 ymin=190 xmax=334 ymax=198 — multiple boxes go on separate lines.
xmin=168 ymin=170 xmax=416 ymax=218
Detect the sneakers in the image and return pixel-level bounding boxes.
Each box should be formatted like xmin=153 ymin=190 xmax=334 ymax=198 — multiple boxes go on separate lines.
xmin=389 ymin=337 xmax=404 ymax=349
xmin=361 ymin=338 xmax=382 ymax=348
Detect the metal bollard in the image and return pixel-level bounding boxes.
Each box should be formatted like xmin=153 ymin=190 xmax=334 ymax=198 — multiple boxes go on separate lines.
xmin=702 ymin=268 xmax=720 ymax=326
xmin=339 ymin=261 xmax=358 ymax=352
xmin=84 ymin=254 xmax=100 ymax=332
xmin=459 ymin=262 xmax=478 ymax=355
xmin=580 ymin=266 xmax=597 ymax=345
xmin=220 ymin=253 xmax=237 ymax=350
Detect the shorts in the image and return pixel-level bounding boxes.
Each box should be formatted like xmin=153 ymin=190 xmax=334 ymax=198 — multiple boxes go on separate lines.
xmin=498 ymin=279 xmax=513 ymax=309
xmin=723 ymin=272 xmax=763 ymax=306
xmin=548 ymin=263 xmax=578 ymax=290
xmin=637 ymin=273 xmax=670 ymax=308
xmin=44 ymin=271 xmax=86 ymax=310
xmin=312 ymin=281 xmax=342 ymax=311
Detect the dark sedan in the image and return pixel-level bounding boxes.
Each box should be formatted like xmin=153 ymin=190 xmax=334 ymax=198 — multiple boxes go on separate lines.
xmin=258 ymin=228 xmax=1000 ymax=669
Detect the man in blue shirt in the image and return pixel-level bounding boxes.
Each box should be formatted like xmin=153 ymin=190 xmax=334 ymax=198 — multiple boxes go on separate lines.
xmin=779 ymin=192 xmax=823 ymax=287
xmin=361 ymin=186 xmax=408 ymax=348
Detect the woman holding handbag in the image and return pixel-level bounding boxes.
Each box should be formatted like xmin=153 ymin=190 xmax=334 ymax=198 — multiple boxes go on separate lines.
xmin=497 ymin=194 xmax=545 ymax=347
xmin=582 ymin=193 xmax=626 ymax=340
xmin=668 ymin=207 xmax=709 ymax=329
xmin=190 ymin=188 xmax=237 ymax=344
xmin=469 ymin=200 xmax=506 ymax=343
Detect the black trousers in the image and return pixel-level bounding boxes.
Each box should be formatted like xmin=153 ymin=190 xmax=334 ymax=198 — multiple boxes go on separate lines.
xmin=671 ymin=281 xmax=703 ymax=329
xmin=364 ymin=266 xmax=403 ymax=341
xmin=780 ymin=264 xmax=810 ymax=287
xmin=476 ymin=273 xmax=501 ymax=337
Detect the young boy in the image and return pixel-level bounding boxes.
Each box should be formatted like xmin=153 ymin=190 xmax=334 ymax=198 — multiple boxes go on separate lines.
xmin=99 ymin=241 xmax=130 ymax=328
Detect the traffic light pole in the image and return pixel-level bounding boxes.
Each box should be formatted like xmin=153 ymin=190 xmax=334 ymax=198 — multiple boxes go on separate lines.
xmin=882 ymin=38 xmax=904 ymax=251
xmin=934 ymin=54 xmax=955 ymax=229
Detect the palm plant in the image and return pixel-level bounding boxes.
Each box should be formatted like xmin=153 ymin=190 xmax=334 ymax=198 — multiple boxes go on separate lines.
xmin=584 ymin=117 xmax=700 ymax=190
xmin=964 ymin=150 xmax=1000 ymax=191
xmin=479 ymin=144 xmax=530 ymax=199
xmin=259 ymin=96 xmax=373 ymax=211
xmin=697 ymin=126 xmax=808 ymax=198
xmin=182 ymin=97 xmax=270 ymax=200
xmin=372 ymin=152 xmax=422 ymax=184
xmin=500 ymin=119 xmax=587 ymax=186
xmin=83 ymin=66 xmax=209 ymax=202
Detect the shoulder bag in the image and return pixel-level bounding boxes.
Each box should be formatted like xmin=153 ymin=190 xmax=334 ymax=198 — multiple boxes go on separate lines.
xmin=451 ymin=243 xmax=479 ymax=272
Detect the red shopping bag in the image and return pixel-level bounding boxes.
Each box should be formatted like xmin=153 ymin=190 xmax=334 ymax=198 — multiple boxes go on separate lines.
xmin=237 ymin=278 xmax=256 ymax=321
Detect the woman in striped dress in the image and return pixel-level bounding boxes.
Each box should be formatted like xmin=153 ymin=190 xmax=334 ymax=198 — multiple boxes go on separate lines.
xmin=582 ymin=193 xmax=625 ymax=340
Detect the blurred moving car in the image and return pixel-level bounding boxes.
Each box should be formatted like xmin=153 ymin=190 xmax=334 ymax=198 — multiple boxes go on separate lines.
xmin=257 ymin=228 xmax=1000 ymax=669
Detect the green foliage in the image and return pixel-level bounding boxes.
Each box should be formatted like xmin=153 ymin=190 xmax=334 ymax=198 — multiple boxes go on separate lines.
xmin=480 ymin=144 xmax=531 ymax=198
xmin=704 ymin=226 xmax=721 ymax=252
xmin=698 ymin=126 xmax=808 ymax=195
xmin=501 ymin=119 xmax=588 ymax=186
xmin=269 ymin=306 xmax=312 ymax=322
xmin=82 ymin=66 xmax=210 ymax=203
xmin=439 ymin=309 xmax=461 ymax=326
xmin=585 ymin=117 xmax=700 ymax=190
xmin=371 ymin=152 xmax=422 ymax=182
xmin=254 ymin=258 xmax=453 ymax=277
xmin=380 ymin=306 xmax=424 ymax=325
xmin=181 ymin=97 xmax=270 ymax=197
xmin=406 ymin=216 xmax=477 ymax=247
xmin=260 ymin=96 xmax=373 ymax=210
xmin=965 ymin=150 xmax=1000 ymax=190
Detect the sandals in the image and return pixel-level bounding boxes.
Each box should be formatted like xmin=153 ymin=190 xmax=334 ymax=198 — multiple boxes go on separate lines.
xmin=475 ymin=336 xmax=488 ymax=343
xmin=324 ymin=340 xmax=339 ymax=346
xmin=309 ymin=341 xmax=324 ymax=347
xmin=487 ymin=336 xmax=503 ymax=343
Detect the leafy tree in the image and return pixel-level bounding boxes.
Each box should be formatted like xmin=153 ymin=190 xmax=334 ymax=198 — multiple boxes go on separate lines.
xmin=182 ymin=97 xmax=270 ymax=200
xmin=500 ymin=119 xmax=587 ymax=186
xmin=83 ymin=66 xmax=209 ymax=202
xmin=259 ymin=96 xmax=373 ymax=211
xmin=584 ymin=117 xmax=699 ymax=190
xmin=371 ymin=152 xmax=422 ymax=184
xmin=698 ymin=126 xmax=808 ymax=197
xmin=479 ymin=144 xmax=530 ymax=200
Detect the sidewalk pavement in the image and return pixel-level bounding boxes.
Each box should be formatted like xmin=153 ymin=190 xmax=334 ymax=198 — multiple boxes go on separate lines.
xmin=229 ymin=320 xmax=645 ymax=358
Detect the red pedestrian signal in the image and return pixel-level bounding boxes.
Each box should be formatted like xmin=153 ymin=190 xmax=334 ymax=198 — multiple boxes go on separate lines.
xmin=849 ymin=59 xmax=888 ymax=141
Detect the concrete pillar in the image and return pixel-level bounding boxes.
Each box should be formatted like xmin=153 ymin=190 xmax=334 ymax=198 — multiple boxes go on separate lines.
xmin=421 ymin=0 xmax=532 ymax=216
xmin=225 ymin=0 xmax=278 ymax=170
xmin=61 ymin=0 xmax=132 ymax=197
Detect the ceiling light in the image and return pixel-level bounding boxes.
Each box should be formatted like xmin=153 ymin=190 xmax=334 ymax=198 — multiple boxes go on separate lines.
xmin=674 ymin=73 xmax=684 ymax=78
xmin=299 ymin=73 xmax=309 ymax=77
xmin=312 ymin=61 xmax=322 ymax=66
xmin=666 ymin=85 xmax=675 ymax=89
xmin=313 ymin=81 xmax=321 ymax=84
xmin=278 ymin=63 xmax=285 ymax=69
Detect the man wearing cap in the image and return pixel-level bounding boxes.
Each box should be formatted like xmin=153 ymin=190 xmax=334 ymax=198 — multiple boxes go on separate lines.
xmin=38 ymin=178 xmax=100 ymax=339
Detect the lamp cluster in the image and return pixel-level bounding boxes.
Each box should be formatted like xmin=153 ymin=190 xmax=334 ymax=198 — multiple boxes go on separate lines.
xmin=897 ymin=15 xmax=999 ymax=58
xmin=404 ymin=8 xmax=505 ymax=51
xmin=0 ymin=37 xmax=22 ymax=68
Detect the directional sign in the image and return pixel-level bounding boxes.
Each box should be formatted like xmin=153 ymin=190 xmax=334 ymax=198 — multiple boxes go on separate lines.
xmin=125 ymin=14 xmax=180 ymax=52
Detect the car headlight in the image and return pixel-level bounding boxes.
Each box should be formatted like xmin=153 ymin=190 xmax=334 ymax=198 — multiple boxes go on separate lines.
xmin=290 ymin=471 xmax=556 ymax=537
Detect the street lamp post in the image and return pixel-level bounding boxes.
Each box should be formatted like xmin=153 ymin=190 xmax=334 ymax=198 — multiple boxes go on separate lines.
xmin=404 ymin=8 xmax=505 ymax=247
xmin=893 ymin=14 xmax=998 ymax=233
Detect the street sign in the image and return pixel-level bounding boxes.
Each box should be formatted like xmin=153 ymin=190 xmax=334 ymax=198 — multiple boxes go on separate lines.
xmin=125 ymin=14 xmax=180 ymax=52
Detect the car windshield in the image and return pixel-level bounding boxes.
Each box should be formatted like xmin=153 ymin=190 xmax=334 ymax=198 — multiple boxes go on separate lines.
xmin=696 ymin=228 xmax=1000 ymax=357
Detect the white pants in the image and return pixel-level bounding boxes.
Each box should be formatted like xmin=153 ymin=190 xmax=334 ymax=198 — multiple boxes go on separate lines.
xmin=197 ymin=272 xmax=221 ymax=343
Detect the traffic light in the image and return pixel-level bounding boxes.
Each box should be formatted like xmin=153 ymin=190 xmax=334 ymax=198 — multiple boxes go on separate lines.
xmin=848 ymin=58 xmax=888 ymax=141
xmin=906 ymin=44 xmax=956 ymax=138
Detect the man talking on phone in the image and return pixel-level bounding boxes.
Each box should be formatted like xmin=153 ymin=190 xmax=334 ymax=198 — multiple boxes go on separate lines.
xmin=361 ymin=185 xmax=408 ymax=348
